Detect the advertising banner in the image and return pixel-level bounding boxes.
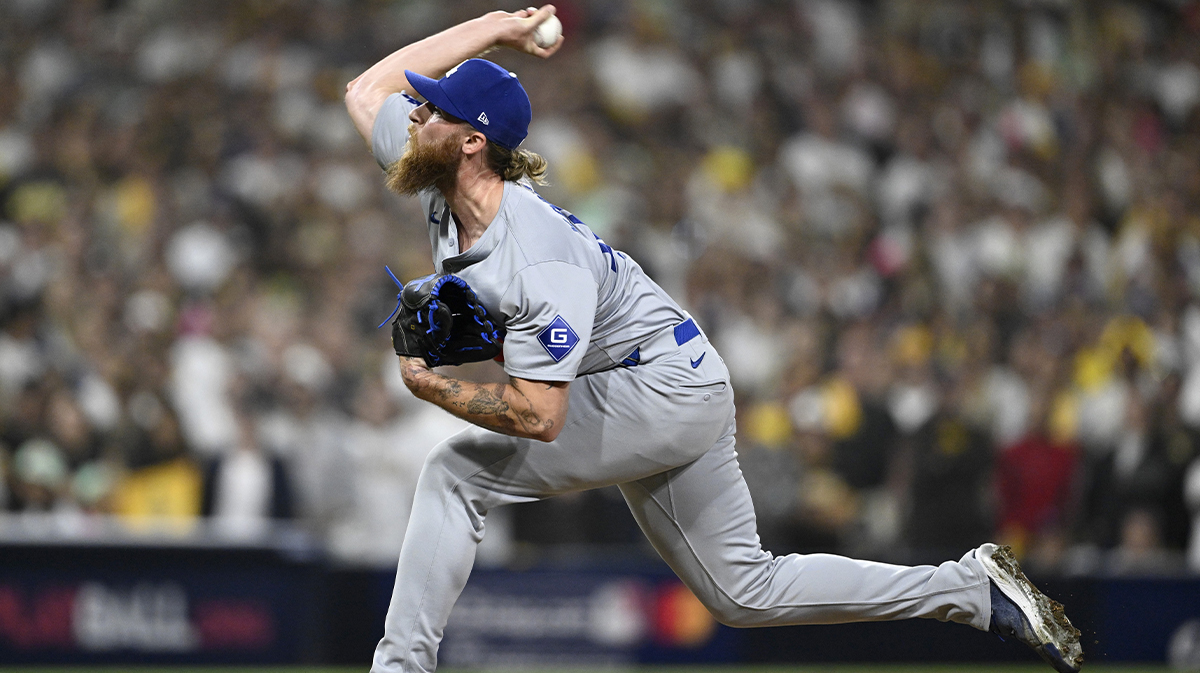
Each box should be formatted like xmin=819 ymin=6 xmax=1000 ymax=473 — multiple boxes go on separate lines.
xmin=0 ymin=543 xmax=320 ymax=664
xmin=434 ymin=568 xmax=739 ymax=667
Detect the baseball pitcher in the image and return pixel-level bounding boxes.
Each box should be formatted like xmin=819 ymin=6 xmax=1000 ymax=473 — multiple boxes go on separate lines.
xmin=344 ymin=6 xmax=1082 ymax=673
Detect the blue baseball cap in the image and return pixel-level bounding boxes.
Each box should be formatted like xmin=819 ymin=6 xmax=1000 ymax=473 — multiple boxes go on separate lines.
xmin=405 ymin=59 xmax=532 ymax=150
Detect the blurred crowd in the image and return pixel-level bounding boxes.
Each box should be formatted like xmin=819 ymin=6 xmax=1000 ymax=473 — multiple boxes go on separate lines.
xmin=2 ymin=0 xmax=1200 ymax=575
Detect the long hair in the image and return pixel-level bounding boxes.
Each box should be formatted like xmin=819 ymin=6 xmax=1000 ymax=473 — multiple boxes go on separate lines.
xmin=486 ymin=142 xmax=548 ymax=185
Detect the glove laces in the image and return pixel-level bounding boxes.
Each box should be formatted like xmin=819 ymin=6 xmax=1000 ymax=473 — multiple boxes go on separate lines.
xmin=378 ymin=265 xmax=405 ymax=329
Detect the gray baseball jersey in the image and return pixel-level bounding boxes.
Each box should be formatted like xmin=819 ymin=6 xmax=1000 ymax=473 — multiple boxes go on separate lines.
xmin=369 ymin=91 xmax=992 ymax=673
xmin=373 ymin=92 xmax=687 ymax=381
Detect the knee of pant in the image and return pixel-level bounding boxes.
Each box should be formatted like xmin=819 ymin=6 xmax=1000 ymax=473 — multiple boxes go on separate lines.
xmin=702 ymin=594 xmax=762 ymax=629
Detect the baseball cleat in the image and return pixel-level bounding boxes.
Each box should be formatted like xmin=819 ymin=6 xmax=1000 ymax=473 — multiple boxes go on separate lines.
xmin=979 ymin=543 xmax=1083 ymax=673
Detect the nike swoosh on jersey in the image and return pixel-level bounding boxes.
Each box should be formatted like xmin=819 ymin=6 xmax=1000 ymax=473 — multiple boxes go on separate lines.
xmin=690 ymin=352 xmax=705 ymax=368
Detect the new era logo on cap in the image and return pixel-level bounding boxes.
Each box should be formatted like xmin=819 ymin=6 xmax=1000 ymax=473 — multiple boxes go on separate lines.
xmin=537 ymin=315 xmax=579 ymax=362
xmin=478 ymin=112 xmax=489 ymax=125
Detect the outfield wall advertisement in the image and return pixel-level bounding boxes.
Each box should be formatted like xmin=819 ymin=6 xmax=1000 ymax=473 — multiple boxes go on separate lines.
xmin=1 ymin=542 xmax=1198 ymax=665
xmin=0 ymin=543 xmax=321 ymax=664
xmin=435 ymin=569 xmax=739 ymax=667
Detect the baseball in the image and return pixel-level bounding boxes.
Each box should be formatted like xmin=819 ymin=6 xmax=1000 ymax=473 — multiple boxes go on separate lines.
xmin=533 ymin=14 xmax=561 ymax=49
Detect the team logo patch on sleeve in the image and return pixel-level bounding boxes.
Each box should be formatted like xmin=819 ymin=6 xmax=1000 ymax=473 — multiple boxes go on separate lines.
xmin=537 ymin=316 xmax=579 ymax=362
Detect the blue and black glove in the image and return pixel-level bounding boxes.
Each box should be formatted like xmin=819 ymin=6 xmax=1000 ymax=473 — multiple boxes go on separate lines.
xmin=381 ymin=268 xmax=505 ymax=367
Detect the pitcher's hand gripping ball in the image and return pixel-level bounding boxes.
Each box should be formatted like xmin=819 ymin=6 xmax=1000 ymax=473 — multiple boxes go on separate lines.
xmin=381 ymin=267 xmax=505 ymax=367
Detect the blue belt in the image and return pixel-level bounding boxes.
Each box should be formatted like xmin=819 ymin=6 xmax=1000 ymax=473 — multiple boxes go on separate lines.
xmin=621 ymin=318 xmax=700 ymax=367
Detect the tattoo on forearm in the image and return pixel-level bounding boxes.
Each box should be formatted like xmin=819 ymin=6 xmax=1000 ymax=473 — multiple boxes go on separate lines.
xmin=466 ymin=385 xmax=510 ymax=416
xmin=437 ymin=379 xmax=462 ymax=402
xmin=408 ymin=370 xmax=558 ymax=439
xmin=508 ymin=384 xmax=553 ymax=435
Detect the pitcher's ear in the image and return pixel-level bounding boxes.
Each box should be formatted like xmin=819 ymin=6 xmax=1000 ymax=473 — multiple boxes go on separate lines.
xmin=462 ymin=131 xmax=489 ymax=156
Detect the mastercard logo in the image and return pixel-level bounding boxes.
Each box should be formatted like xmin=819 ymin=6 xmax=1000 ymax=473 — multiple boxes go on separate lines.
xmin=653 ymin=582 xmax=717 ymax=648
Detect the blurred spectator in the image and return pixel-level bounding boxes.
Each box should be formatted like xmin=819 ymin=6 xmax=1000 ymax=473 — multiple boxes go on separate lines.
xmin=45 ymin=387 xmax=99 ymax=467
xmin=259 ymin=344 xmax=354 ymax=536
xmin=327 ymin=368 xmax=471 ymax=567
xmin=738 ymin=401 xmax=804 ymax=554
xmin=1109 ymin=507 xmax=1184 ymax=576
xmin=111 ymin=396 xmax=202 ymax=532
xmin=995 ymin=385 xmax=1079 ymax=563
xmin=0 ymin=445 xmax=8 ymax=510
xmin=829 ymin=324 xmax=897 ymax=493
xmin=1188 ymin=457 xmax=1200 ymax=572
xmin=202 ymin=393 xmax=294 ymax=541
xmin=70 ymin=459 xmax=118 ymax=515
xmin=1154 ymin=373 xmax=1199 ymax=552
xmin=11 ymin=438 xmax=68 ymax=511
xmin=170 ymin=304 xmax=239 ymax=458
xmin=903 ymin=373 xmax=993 ymax=560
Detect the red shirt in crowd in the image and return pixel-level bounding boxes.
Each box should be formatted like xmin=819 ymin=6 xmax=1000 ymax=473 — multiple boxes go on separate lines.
xmin=997 ymin=433 xmax=1079 ymax=535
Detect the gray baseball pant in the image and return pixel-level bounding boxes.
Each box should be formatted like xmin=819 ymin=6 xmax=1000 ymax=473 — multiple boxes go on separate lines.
xmin=372 ymin=337 xmax=992 ymax=673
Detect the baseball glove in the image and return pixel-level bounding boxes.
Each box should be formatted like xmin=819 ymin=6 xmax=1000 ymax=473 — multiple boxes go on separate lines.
xmin=380 ymin=267 xmax=505 ymax=367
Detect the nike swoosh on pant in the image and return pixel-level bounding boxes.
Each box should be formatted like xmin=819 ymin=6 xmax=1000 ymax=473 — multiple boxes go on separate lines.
xmin=690 ymin=352 xmax=705 ymax=368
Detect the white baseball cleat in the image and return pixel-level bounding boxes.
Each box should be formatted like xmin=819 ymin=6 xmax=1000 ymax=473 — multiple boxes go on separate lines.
xmin=978 ymin=543 xmax=1084 ymax=673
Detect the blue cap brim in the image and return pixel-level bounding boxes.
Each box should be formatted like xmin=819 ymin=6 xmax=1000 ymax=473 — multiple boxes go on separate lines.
xmin=404 ymin=70 xmax=470 ymax=122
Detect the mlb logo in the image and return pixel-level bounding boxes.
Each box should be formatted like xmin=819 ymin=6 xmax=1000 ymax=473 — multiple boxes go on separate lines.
xmin=537 ymin=316 xmax=579 ymax=362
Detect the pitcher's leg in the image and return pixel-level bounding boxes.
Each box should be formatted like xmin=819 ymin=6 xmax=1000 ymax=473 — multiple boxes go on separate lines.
xmin=619 ymin=427 xmax=992 ymax=631
xmin=372 ymin=366 xmax=729 ymax=673
xmin=370 ymin=428 xmax=526 ymax=673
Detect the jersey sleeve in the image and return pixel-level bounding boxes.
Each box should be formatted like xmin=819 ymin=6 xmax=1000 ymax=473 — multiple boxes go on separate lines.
xmin=371 ymin=92 xmax=420 ymax=169
xmin=499 ymin=262 xmax=597 ymax=382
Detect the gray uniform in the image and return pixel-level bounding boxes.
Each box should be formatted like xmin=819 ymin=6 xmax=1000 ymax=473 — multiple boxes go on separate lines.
xmin=370 ymin=93 xmax=993 ymax=673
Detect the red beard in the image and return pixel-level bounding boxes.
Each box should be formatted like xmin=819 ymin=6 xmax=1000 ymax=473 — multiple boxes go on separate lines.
xmin=385 ymin=130 xmax=463 ymax=196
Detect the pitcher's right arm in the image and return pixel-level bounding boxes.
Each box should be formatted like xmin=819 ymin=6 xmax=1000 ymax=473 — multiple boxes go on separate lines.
xmin=345 ymin=5 xmax=563 ymax=143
